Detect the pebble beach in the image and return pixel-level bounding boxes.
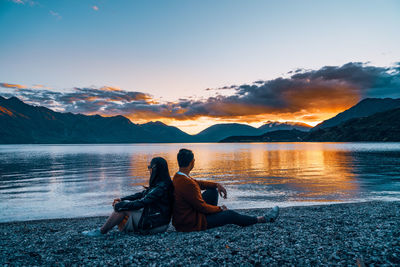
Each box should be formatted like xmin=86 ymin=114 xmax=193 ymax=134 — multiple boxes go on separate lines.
xmin=1 ymin=201 xmax=399 ymax=266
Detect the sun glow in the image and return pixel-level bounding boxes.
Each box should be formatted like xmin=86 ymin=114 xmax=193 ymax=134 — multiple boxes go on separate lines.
xmin=121 ymin=112 xmax=336 ymax=134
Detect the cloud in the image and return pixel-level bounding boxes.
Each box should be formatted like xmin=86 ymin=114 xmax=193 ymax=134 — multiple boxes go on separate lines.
xmin=49 ymin=10 xmax=62 ymax=20
xmin=1 ymin=62 xmax=399 ymax=123
xmin=11 ymin=0 xmax=36 ymax=5
xmin=9 ymin=0 xmax=39 ymax=7
xmin=174 ymin=62 xmax=400 ymax=122
xmin=0 ymin=83 xmax=27 ymax=89
xmin=92 ymin=5 xmax=99 ymax=11
xmin=0 ymin=84 xmax=156 ymax=114
xmin=31 ymin=84 xmax=53 ymax=89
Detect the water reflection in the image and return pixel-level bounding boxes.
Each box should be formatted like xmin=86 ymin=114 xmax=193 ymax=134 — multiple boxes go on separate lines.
xmin=0 ymin=143 xmax=400 ymax=222
xmin=188 ymin=145 xmax=359 ymax=203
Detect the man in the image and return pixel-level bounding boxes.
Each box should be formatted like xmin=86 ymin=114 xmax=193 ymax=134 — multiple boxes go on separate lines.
xmin=172 ymin=148 xmax=279 ymax=232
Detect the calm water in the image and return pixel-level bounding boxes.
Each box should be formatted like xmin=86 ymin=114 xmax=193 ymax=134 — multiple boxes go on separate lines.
xmin=1 ymin=143 xmax=400 ymax=222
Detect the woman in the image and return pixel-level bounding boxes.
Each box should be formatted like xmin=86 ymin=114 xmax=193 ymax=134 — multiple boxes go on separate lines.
xmin=83 ymin=157 xmax=174 ymax=236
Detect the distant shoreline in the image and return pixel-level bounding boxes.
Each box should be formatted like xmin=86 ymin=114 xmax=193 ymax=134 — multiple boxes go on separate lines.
xmin=1 ymin=201 xmax=399 ymax=266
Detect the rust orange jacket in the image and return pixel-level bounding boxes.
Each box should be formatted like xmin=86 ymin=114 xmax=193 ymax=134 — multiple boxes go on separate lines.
xmin=172 ymin=172 xmax=222 ymax=232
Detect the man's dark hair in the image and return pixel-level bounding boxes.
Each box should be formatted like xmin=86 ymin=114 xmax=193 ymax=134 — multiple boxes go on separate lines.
xmin=177 ymin=148 xmax=194 ymax=168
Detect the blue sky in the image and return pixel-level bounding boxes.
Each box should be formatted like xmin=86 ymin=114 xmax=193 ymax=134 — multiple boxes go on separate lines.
xmin=1 ymin=0 xmax=399 ymax=133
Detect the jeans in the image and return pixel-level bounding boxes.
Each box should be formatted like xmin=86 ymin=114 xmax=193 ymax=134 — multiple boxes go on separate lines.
xmin=203 ymin=188 xmax=258 ymax=229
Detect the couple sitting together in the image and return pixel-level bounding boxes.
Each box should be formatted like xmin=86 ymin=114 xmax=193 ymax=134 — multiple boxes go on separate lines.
xmin=83 ymin=149 xmax=279 ymax=236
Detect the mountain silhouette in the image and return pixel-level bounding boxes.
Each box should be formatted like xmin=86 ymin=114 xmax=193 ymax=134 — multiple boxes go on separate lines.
xmin=193 ymin=123 xmax=261 ymax=142
xmin=305 ymin=107 xmax=400 ymax=141
xmin=220 ymin=104 xmax=400 ymax=142
xmin=193 ymin=122 xmax=311 ymax=142
xmin=313 ymin=98 xmax=400 ymax=130
xmin=215 ymin=98 xmax=400 ymax=142
xmin=0 ymin=96 xmax=154 ymax=143
xmin=258 ymin=121 xmax=311 ymax=132
xmin=140 ymin=121 xmax=193 ymax=142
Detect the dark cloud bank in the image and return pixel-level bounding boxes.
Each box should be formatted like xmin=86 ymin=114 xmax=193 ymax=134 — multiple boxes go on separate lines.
xmin=1 ymin=62 xmax=399 ymax=121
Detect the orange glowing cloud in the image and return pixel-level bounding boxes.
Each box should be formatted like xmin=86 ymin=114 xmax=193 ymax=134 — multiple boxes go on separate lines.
xmin=100 ymin=86 xmax=123 ymax=92
xmin=0 ymin=83 xmax=27 ymax=89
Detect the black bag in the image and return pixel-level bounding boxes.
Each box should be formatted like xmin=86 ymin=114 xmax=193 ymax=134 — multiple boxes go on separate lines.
xmin=137 ymin=206 xmax=166 ymax=234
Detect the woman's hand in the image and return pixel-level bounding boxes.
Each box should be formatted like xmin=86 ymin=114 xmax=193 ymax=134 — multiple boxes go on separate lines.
xmin=112 ymin=198 xmax=121 ymax=207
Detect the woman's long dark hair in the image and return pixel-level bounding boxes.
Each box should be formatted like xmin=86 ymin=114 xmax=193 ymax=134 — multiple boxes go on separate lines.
xmin=148 ymin=157 xmax=172 ymax=188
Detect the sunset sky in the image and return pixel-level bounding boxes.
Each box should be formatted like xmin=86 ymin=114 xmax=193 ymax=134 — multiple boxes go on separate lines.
xmin=1 ymin=0 xmax=399 ymax=134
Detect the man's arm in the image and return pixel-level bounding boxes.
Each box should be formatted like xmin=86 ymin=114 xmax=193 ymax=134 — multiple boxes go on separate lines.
xmin=195 ymin=179 xmax=227 ymax=199
xmin=181 ymin=179 xmax=222 ymax=214
xmin=195 ymin=179 xmax=218 ymax=190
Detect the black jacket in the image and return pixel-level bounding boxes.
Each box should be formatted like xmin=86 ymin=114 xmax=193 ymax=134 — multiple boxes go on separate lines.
xmin=114 ymin=181 xmax=173 ymax=231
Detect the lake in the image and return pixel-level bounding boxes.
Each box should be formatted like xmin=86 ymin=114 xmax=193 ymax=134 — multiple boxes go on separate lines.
xmin=1 ymin=142 xmax=400 ymax=222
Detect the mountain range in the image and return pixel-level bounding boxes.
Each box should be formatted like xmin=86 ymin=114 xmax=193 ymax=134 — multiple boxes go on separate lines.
xmin=312 ymin=98 xmax=400 ymax=130
xmin=220 ymin=98 xmax=400 ymax=142
xmin=304 ymin=107 xmax=400 ymax=141
xmin=0 ymin=96 xmax=153 ymax=143
xmin=193 ymin=121 xmax=310 ymax=142
xmin=1 ymin=96 xmax=399 ymax=143
xmin=0 ymin=96 xmax=311 ymax=144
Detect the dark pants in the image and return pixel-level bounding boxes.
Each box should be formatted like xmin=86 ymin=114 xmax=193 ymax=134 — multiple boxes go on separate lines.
xmin=202 ymin=188 xmax=258 ymax=229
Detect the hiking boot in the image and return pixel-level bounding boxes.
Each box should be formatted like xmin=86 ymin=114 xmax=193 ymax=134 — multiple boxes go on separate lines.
xmin=82 ymin=229 xmax=102 ymax=237
xmin=264 ymin=206 xmax=279 ymax=222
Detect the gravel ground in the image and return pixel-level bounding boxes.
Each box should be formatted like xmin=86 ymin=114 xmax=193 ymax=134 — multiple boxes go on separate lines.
xmin=1 ymin=201 xmax=399 ymax=266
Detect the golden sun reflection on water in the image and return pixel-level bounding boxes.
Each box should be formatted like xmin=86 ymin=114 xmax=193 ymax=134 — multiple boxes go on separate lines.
xmin=128 ymin=143 xmax=359 ymax=202
xmin=199 ymin=146 xmax=357 ymax=202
